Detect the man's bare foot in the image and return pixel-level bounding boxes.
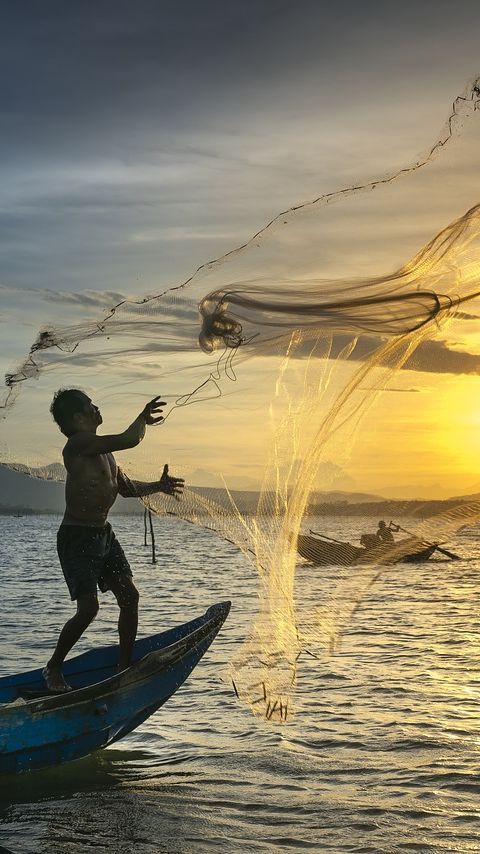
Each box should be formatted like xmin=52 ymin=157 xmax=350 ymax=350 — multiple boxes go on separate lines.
xmin=42 ymin=664 xmax=72 ymax=693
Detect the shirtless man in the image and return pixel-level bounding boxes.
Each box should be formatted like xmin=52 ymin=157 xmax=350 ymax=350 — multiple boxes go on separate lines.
xmin=43 ymin=388 xmax=184 ymax=692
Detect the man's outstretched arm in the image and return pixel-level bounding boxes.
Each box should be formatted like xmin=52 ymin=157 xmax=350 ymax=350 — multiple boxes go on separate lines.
xmin=118 ymin=464 xmax=185 ymax=499
xmin=68 ymin=397 xmax=165 ymax=456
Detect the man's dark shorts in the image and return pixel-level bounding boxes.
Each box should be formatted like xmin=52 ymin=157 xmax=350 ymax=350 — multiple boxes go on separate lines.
xmin=57 ymin=522 xmax=132 ymax=600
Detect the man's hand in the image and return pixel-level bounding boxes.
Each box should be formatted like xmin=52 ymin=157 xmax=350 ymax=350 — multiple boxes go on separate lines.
xmin=141 ymin=396 xmax=167 ymax=426
xmin=159 ymin=463 xmax=185 ymax=500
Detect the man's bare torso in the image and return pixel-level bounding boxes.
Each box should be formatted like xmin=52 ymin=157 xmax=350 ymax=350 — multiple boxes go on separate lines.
xmin=63 ymin=437 xmax=118 ymax=526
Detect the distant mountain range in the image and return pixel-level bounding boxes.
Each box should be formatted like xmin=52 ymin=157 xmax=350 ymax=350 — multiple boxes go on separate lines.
xmin=308 ymin=489 xmax=385 ymax=504
xmin=0 ymin=464 xmax=142 ymax=515
xmin=0 ymin=465 xmax=385 ymax=511
xmin=450 ymin=491 xmax=480 ymax=502
xmin=1 ymin=463 xmax=477 ymax=518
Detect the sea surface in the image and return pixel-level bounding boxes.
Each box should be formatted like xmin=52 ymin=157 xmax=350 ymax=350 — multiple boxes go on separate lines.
xmin=1 ymin=513 xmax=480 ymax=853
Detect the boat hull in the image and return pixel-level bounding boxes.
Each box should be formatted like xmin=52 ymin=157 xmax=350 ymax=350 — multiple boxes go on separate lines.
xmin=297 ymin=534 xmax=437 ymax=566
xmin=0 ymin=601 xmax=230 ymax=774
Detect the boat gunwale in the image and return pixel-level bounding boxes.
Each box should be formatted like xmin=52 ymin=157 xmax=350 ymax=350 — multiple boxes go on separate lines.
xmin=0 ymin=602 xmax=230 ymax=715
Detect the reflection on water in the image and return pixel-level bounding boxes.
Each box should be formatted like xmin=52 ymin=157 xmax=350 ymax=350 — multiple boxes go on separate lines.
xmin=1 ymin=514 xmax=480 ymax=852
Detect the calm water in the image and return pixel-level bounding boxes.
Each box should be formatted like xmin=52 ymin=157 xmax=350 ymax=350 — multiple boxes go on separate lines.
xmin=1 ymin=514 xmax=480 ymax=853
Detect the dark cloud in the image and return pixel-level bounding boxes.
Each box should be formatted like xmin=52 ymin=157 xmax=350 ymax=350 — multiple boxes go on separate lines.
xmin=455 ymin=311 xmax=480 ymax=320
xmin=344 ymin=334 xmax=480 ymax=376
xmin=352 ymin=335 xmax=480 ymax=376
xmin=38 ymin=289 xmax=126 ymax=307
xmin=2 ymin=1 xmax=478 ymax=164
xmin=405 ymin=339 xmax=480 ymax=375
xmin=1 ymin=1 xmax=480 ymax=308
xmin=292 ymin=333 xmax=480 ymax=376
xmin=0 ymin=1 xmax=329 ymax=160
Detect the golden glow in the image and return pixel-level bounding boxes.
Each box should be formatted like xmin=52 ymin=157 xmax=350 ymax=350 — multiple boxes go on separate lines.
xmin=346 ymin=371 xmax=480 ymax=498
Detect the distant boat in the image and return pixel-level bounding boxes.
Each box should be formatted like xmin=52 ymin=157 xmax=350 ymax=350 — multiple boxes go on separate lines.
xmin=0 ymin=601 xmax=230 ymax=774
xmin=297 ymin=533 xmax=437 ymax=566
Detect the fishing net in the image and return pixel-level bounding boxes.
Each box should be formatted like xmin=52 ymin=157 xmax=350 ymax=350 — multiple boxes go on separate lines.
xmin=2 ymin=77 xmax=480 ymax=722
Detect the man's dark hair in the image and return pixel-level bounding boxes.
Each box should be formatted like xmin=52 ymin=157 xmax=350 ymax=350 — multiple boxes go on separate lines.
xmin=50 ymin=388 xmax=87 ymax=436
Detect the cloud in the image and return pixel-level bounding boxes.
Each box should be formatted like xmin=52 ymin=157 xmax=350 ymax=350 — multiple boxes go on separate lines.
xmin=129 ymin=226 xmax=244 ymax=245
xmin=344 ymin=334 xmax=480 ymax=376
xmin=354 ymin=337 xmax=480 ymax=376
xmin=290 ymin=332 xmax=480 ymax=376
xmin=37 ymin=289 xmax=126 ymax=308
xmin=359 ymin=386 xmax=422 ymax=393
xmin=1 ymin=0 xmax=479 ymax=298
xmin=405 ymin=339 xmax=480 ymax=375
xmin=2 ymin=2 xmax=480 ymax=390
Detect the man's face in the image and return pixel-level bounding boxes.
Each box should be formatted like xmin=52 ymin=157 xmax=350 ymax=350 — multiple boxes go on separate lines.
xmin=76 ymin=393 xmax=102 ymax=428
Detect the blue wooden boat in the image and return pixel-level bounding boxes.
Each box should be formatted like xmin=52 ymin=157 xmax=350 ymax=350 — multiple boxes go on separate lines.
xmin=0 ymin=601 xmax=230 ymax=774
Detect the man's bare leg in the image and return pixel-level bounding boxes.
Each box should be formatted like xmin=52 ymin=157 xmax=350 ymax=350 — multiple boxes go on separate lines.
xmin=109 ymin=577 xmax=139 ymax=671
xmin=44 ymin=593 xmax=99 ymax=691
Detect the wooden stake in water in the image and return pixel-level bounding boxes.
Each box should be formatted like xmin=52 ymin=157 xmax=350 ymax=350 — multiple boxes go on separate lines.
xmin=148 ymin=509 xmax=156 ymax=564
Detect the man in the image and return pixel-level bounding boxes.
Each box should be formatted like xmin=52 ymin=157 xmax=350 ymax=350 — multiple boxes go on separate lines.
xmin=43 ymin=388 xmax=184 ymax=692
xmin=376 ymin=520 xmax=400 ymax=544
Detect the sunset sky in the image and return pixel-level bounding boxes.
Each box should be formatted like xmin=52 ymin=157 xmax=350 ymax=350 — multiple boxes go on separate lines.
xmin=1 ymin=2 xmax=480 ymax=499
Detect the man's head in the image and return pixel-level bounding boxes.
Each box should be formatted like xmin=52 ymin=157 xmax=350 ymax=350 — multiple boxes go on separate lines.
xmin=378 ymin=520 xmax=387 ymax=529
xmin=50 ymin=389 xmax=102 ymax=436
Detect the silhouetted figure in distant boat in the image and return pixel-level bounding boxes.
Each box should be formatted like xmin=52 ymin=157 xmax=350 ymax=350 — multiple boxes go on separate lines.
xmin=43 ymin=389 xmax=184 ymax=693
xmin=376 ymin=520 xmax=400 ymax=544
xmin=360 ymin=521 xmax=400 ymax=550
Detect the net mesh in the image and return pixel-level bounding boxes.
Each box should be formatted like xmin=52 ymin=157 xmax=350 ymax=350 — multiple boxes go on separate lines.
xmin=2 ymin=77 xmax=480 ymax=722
